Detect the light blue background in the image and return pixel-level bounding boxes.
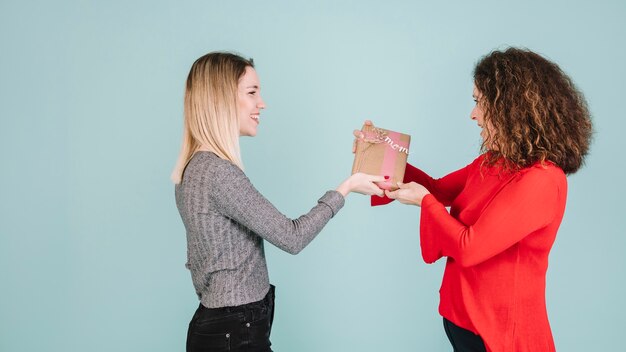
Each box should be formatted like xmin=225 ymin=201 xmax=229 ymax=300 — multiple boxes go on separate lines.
xmin=1 ymin=1 xmax=624 ymax=351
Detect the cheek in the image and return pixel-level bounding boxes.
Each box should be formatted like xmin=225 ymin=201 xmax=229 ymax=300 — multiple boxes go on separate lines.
xmin=476 ymin=107 xmax=485 ymax=120
xmin=237 ymin=94 xmax=251 ymax=109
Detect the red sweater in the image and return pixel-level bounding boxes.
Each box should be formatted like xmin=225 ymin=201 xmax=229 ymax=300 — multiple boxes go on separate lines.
xmin=374 ymin=154 xmax=566 ymax=352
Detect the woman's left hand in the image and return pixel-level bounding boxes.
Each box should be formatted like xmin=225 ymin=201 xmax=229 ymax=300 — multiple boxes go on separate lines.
xmin=385 ymin=182 xmax=430 ymax=207
xmin=352 ymin=120 xmax=374 ymax=153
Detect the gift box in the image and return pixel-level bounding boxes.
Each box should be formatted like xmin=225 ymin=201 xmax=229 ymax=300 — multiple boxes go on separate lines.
xmin=351 ymin=124 xmax=411 ymax=191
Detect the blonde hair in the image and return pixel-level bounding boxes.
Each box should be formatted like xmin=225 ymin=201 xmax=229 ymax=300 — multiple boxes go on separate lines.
xmin=171 ymin=52 xmax=254 ymax=184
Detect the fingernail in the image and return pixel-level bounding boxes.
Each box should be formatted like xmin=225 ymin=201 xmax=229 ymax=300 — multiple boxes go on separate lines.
xmin=384 ymin=175 xmax=389 ymax=180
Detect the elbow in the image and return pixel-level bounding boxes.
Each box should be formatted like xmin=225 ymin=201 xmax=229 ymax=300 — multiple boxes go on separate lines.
xmin=285 ymin=246 xmax=303 ymax=255
xmin=423 ymin=257 xmax=438 ymax=265
xmin=421 ymin=248 xmax=442 ymax=264
xmin=280 ymin=240 xmax=305 ymax=255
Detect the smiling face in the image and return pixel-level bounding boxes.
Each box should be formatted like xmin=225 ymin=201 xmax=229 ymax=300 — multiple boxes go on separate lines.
xmin=471 ymin=85 xmax=494 ymax=149
xmin=237 ymin=66 xmax=266 ymax=137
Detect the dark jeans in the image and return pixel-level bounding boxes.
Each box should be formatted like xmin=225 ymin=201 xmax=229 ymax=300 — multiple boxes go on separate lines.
xmin=443 ymin=318 xmax=487 ymax=352
xmin=187 ymin=285 xmax=275 ymax=352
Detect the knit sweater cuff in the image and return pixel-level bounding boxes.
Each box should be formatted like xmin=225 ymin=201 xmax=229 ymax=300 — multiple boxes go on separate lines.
xmin=318 ymin=191 xmax=345 ymax=217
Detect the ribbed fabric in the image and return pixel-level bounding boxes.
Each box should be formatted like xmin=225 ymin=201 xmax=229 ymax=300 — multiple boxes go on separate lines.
xmin=175 ymin=151 xmax=345 ymax=308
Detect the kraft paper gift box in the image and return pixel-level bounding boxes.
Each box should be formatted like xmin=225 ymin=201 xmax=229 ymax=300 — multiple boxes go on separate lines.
xmin=351 ymin=124 xmax=411 ymax=191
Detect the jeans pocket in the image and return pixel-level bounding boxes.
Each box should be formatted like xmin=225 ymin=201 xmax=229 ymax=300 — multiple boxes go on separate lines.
xmin=187 ymin=312 xmax=242 ymax=352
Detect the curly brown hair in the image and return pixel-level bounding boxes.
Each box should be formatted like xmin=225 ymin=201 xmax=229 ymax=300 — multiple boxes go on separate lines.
xmin=473 ymin=47 xmax=593 ymax=174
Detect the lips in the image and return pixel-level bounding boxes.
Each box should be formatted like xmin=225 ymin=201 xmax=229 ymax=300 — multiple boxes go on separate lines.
xmin=250 ymin=114 xmax=260 ymax=123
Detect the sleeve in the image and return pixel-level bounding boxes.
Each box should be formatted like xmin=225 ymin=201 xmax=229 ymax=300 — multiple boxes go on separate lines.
xmin=371 ymin=161 xmax=472 ymax=206
xmin=419 ymin=169 xmax=563 ymax=266
xmin=210 ymin=161 xmax=345 ymax=255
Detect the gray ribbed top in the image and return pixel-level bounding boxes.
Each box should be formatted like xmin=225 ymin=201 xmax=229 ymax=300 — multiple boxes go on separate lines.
xmin=175 ymin=151 xmax=345 ymax=308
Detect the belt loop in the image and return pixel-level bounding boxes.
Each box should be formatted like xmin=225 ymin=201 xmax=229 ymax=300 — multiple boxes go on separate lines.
xmin=243 ymin=302 xmax=254 ymax=322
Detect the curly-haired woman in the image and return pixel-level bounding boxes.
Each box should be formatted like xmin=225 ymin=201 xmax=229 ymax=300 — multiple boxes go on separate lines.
xmin=362 ymin=48 xmax=593 ymax=351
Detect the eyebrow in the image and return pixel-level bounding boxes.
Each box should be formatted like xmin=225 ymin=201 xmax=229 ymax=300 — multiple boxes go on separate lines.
xmin=245 ymin=85 xmax=259 ymax=89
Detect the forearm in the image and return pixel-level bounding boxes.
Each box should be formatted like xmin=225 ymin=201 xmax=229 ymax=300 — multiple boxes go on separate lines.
xmin=418 ymin=167 xmax=563 ymax=267
xmin=419 ymin=195 xmax=444 ymax=263
xmin=255 ymin=191 xmax=344 ymax=254
xmin=405 ymin=163 xmax=467 ymax=205
xmin=215 ymin=167 xmax=344 ymax=254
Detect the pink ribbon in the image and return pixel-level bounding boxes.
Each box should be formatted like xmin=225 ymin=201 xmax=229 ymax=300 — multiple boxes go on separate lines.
xmin=363 ymin=130 xmax=409 ymax=190
xmin=379 ymin=130 xmax=409 ymax=190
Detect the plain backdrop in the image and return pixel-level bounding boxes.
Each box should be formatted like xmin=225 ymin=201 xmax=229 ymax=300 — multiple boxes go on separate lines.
xmin=1 ymin=1 xmax=625 ymax=351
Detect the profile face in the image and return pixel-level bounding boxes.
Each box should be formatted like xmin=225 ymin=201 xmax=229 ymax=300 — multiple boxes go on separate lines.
xmin=471 ymin=85 xmax=494 ymax=148
xmin=237 ymin=66 xmax=266 ymax=137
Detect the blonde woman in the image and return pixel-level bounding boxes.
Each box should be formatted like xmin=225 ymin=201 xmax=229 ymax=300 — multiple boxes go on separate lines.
xmin=173 ymin=52 xmax=384 ymax=352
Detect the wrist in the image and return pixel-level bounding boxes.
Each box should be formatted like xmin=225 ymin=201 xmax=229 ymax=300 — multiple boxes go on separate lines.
xmin=417 ymin=193 xmax=431 ymax=207
xmin=336 ymin=178 xmax=352 ymax=197
xmin=336 ymin=185 xmax=349 ymax=197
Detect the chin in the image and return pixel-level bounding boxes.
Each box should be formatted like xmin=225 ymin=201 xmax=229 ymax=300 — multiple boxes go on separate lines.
xmin=244 ymin=130 xmax=257 ymax=137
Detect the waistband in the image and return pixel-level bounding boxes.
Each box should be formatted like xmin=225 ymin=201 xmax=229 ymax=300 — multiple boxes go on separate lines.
xmin=200 ymin=284 xmax=275 ymax=314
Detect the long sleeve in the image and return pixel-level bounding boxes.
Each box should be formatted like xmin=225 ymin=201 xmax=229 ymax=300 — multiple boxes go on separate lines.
xmin=176 ymin=151 xmax=347 ymax=308
xmin=411 ymin=156 xmax=566 ymax=352
xmin=405 ymin=163 xmax=470 ymax=206
xmin=371 ymin=161 xmax=472 ymax=206
xmin=419 ymin=165 xmax=564 ymax=267
xmin=210 ymin=158 xmax=344 ymax=255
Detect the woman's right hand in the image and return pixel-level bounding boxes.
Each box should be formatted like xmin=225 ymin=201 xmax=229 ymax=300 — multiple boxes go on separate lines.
xmin=385 ymin=182 xmax=430 ymax=207
xmin=336 ymin=172 xmax=385 ymax=197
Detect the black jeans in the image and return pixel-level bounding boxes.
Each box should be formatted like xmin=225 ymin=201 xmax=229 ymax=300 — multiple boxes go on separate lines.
xmin=443 ymin=318 xmax=487 ymax=352
xmin=187 ymin=285 xmax=275 ymax=352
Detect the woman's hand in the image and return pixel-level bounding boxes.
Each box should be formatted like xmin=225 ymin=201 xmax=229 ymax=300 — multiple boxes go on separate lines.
xmin=336 ymin=172 xmax=385 ymax=197
xmin=385 ymin=182 xmax=430 ymax=207
xmin=352 ymin=119 xmax=375 ymax=153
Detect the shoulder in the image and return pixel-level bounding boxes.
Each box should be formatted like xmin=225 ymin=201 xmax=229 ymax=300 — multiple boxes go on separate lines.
xmin=517 ymin=161 xmax=567 ymax=190
xmin=184 ymin=152 xmax=247 ymax=182
xmin=528 ymin=161 xmax=565 ymax=180
xmin=466 ymin=153 xmax=487 ymax=170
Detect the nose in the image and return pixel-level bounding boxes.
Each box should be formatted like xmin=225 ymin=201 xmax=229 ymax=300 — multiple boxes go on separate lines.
xmin=470 ymin=106 xmax=479 ymax=121
xmin=257 ymin=96 xmax=266 ymax=110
